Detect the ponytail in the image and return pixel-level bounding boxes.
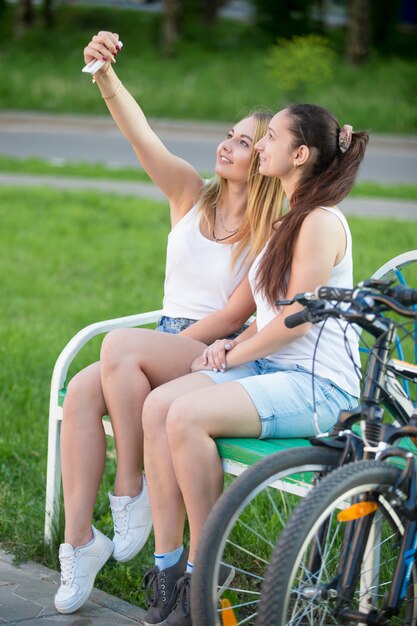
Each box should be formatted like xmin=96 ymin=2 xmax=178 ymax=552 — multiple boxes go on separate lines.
xmin=256 ymin=104 xmax=369 ymax=305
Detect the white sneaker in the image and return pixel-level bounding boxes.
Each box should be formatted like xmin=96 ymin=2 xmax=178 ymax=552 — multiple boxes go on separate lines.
xmin=109 ymin=474 xmax=153 ymax=562
xmin=54 ymin=526 xmax=114 ymax=614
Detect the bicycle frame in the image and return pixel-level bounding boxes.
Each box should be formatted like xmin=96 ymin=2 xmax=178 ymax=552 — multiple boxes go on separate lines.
xmin=303 ymin=314 xmax=417 ymax=623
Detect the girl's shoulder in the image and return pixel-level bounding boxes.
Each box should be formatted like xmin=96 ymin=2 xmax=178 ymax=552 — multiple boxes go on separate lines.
xmin=304 ymin=206 xmax=346 ymax=230
xmin=299 ymin=207 xmax=347 ymax=250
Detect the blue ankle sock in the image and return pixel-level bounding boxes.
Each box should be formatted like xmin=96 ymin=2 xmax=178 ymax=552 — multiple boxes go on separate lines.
xmin=154 ymin=545 xmax=184 ymax=571
xmin=186 ymin=561 xmax=193 ymax=574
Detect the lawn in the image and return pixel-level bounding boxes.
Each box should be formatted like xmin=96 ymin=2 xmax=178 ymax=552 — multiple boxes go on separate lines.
xmin=0 ymin=184 xmax=416 ymax=607
xmin=0 ymin=5 xmax=416 ymax=132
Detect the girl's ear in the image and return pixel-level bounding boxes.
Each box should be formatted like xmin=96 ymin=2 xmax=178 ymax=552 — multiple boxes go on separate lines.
xmin=293 ymin=144 xmax=310 ymax=168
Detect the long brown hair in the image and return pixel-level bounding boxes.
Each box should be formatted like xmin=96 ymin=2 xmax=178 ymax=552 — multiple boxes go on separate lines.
xmin=256 ymin=103 xmax=369 ymax=305
xmin=198 ymin=111 xmax=283 ymax=270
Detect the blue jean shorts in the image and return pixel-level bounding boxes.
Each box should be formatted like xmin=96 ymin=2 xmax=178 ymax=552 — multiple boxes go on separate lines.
xmin=156 ymin=315 xmax=197 ymax=334
xmin=200 ymin=359 xmax=358 ymax=439
xmin=156 ymin=315 xmax=249 ymax=339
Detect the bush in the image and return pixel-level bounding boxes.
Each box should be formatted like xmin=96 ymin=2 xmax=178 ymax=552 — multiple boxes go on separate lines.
xmin=266 ymin=34 xmax=337 ymax=98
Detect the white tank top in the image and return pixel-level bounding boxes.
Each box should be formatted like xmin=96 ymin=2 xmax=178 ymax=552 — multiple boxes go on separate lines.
xmin=249 ymin=207 xmax=360 ymax=397
xmin=162 ymin=204 xmax=249 ymax=319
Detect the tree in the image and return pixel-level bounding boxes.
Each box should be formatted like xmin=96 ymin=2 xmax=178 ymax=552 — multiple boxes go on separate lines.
xmin=201 ymin=0 xmax=227 ymax=27
xmin=43 ymin=0 xmax=54 ymax=29
xmin=251 ymin=0 xmax=314 ymax=40
xmin=162 ymin=0 xmax=183 ymax=57
xmin=346 ymin=0 xmax=371 ymax=65
xmin=15 ymin=0 xmax=34 ymax=37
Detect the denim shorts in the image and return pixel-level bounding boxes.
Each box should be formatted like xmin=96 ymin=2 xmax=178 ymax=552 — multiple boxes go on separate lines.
xmin=200 ymin=359 xmax=358 ymax=440
xmin=156 ymin=315 xmax=197 ymax=334
xmin=155 ymin=315 xmax=249 ymax=339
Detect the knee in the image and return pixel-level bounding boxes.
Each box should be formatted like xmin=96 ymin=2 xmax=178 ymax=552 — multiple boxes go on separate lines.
xmin=101 ymin=328 xmax=155 ymax=374
xmin=100 ymin=328 xmax=134 ymax=373
xmin=142 ymin=388 xmax=171 ymax=440
xmin=165 ymin=397 xmax=196 ymax=450
xmin=64 ymin=368 xmax=104 ymax=420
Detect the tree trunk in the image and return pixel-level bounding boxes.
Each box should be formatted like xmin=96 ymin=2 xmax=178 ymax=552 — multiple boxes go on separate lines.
xmin=347 ymin=0 xmax=371 ymax=65
xmin=43 ymin=0 xmax=54 ymax=29
xmin=15 ymin=0 xmax=34 ymax=38
xmin=201 ymin=0 xmax=226 ymax=27
xmin=162 ymin=0 xmax=182 ymax=58
xmin=314 ymin=0 xmax=326 ymax=32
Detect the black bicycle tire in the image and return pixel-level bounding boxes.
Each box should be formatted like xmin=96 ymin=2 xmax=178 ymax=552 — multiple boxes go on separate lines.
xmin=191 ymin=445 xmax=342 ymax=626
xmin=258 ymin=460 xmax=417 ymax=626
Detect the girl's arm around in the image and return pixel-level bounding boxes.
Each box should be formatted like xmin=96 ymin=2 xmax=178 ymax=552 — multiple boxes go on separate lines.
xmin=181 ymin=276 xmax=256 ymax=346
xmin=225 ymin=208 xmax=347 ymax=369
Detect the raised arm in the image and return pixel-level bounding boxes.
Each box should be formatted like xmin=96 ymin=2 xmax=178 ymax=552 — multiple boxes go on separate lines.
xmin=84 ymin=31 xmax=203 ymax=224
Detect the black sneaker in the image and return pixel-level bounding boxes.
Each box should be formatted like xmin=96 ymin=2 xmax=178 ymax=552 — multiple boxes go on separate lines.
xmin=143 ymin=548 xmax=188 ymax=626
xmin=164 ymin=563 xmax=235 ymax=626
xmin=165 ymin=572 xmax=192 ymax=626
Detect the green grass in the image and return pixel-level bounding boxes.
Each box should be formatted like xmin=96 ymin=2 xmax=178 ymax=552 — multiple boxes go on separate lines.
xmin=0 ymin=183 xmax=416 ymax=607
xmin=0 ymin=156 xmax=152 ymax=183
xmin=0 ymin=155 xmax=416 ymax=201
xmin=0 ymin=5 xmax=417 ymax=132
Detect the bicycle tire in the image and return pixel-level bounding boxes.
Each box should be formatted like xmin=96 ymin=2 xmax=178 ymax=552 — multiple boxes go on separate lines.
xmin=258 ymin=460 xmax=417 ymax=625
xmin=191 ymin=445 xmax=342 ymax=626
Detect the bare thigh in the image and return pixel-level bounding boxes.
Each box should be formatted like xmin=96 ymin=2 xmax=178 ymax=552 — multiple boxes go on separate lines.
xmin=168 ymin=379 xmax=262 ymax=439
xmin=145 ymin=372 xmax=261 ymax=439
xmin=101 ymin=328 xmax=207 ymax=389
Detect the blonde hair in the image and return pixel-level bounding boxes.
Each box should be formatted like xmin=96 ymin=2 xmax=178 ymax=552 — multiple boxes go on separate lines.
xmin=197 ymin=111 xmax=283 ymax=270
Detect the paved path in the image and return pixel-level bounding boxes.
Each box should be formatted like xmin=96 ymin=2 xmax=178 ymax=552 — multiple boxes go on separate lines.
xmin=1 ymin=111 xmax=417 ymax=184
xmin=0 ymin=548 xmax=145 ymax=625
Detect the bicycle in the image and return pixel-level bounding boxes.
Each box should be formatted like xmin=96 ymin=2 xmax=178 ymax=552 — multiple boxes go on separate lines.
xmin=192 ymin=275 xmax=417 ymax=626
xmin=257 ymin=284 xmax=417 ymax=625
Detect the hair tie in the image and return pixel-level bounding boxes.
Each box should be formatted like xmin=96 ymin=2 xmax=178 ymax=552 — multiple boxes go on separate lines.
xmin=338 ymin=124 xmax=353 ymax=153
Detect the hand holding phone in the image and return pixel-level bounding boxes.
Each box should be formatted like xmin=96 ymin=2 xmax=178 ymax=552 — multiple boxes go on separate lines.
xmin=82 ymin=41 xmax=123 ymax=75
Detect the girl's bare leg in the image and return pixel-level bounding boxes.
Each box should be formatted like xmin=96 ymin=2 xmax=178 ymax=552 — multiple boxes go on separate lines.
xmin=142 ymin=373 xmax=216 ymax=553
xmin=61 ymin=362 xmax=107 ymax=547
xmin=166 ymin=381 xmax=261 ymax=562
xmin=100 ymin=329 xmax=206 ymax=497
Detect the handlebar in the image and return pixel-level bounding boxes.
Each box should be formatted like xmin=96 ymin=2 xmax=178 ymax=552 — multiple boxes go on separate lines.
xmin=280 ymin=281 xmax=417 ymax=330
xmin=389 ymin=285 xmax=417 ymax=306
xmin=284 ymin=308 xmax=311 ymax=329
xmin=316 ymin=286 xmax=356 ymax=302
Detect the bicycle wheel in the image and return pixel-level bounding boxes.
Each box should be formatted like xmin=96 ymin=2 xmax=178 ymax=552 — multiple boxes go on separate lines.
xmin=259 ymin=460 xmax=417 ymax=625
xmin=191 ymin=445 xmax=343 ymax=626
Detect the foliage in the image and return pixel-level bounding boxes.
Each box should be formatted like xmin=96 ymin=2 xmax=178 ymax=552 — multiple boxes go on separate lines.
xmin=250 ymin=0 xmax=315 ymax=40
xmin=371 ymin=0 xmax=403 ymax=54
xmin=0 ymin=6 xmax=416 ymax=131
xmin=266 ymin=34 xmax=336 ymax=97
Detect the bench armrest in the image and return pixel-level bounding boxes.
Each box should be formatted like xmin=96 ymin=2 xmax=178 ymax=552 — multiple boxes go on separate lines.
xmin=50 ymin=309 xmax=163 ymax=396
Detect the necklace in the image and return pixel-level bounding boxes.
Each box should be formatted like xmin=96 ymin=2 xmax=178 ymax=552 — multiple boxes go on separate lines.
xmin=213 ymin=206 xmax=240 ymax=242
xmin=217 ymin=206 xmax=240 ymax=233
xmin=212 ymin=229 xmax=239 ymax=242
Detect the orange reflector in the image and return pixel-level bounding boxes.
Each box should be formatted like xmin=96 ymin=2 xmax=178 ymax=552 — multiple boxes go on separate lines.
xmin=337 ymin=501 xmax=378 ymax=522
xmin=221 ymin=598 xmax=238 ymax=626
